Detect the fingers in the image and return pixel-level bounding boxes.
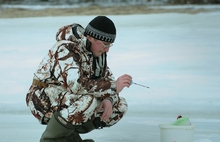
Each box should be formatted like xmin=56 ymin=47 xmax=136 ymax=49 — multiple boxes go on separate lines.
xmin=97 ymin=99 xmax=113 ymax=121
xmin=100 ymin=107 xmax=111 ymax=121
xmin=123 ymin=74 xmax=132 ymax=85
xmin=121 ymin=74 xmax=132 ymax=87
xmin=116 ymin=74 xmax=132 ymax=93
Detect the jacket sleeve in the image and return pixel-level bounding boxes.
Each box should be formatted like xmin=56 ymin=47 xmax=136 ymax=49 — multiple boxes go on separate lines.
xmin=77 ymin=66 xmax=119 ymax=105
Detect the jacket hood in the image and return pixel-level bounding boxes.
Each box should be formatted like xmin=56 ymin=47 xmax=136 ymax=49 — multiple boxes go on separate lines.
xmin=56 ymin=23 xmax=85 ymax=42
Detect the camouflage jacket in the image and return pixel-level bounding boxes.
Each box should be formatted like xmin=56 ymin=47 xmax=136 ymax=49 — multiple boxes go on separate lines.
xmin=32 ymin=24 xmax=119 ymax=106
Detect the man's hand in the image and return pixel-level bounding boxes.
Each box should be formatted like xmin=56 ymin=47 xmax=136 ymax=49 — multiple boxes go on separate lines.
xmin=97 ymin=99 xmax=113 ymax=121
xmin=116 ymin=74 xmax=132 ymax=93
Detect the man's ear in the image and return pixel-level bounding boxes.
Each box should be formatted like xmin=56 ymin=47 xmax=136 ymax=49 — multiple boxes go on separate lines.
xmin=87 ymin=35 xmax=93 ymax=42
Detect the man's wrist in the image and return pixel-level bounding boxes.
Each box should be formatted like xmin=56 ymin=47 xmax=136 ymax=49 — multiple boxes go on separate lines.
xmin=104 ymin=97 xmax=113 ymax=105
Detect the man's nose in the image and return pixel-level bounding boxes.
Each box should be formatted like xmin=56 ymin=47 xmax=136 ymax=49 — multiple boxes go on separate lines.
xmin=104 ymin=47 xmax=110 ymax=52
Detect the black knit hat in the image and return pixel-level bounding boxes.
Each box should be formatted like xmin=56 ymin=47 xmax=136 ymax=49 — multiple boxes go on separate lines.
xmin=84 ymin=16 xmax=116 ymax=43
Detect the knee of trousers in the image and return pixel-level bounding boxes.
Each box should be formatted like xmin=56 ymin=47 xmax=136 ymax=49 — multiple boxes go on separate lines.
xmin=117 ymin=97 xmax=128 ymax=114
xmin=40 ymin=111 xmax=76 ymax=141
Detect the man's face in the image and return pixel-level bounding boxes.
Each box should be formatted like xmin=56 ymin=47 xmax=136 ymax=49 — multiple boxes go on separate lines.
xmin=88 ymin=36 xmax=113 ymax=57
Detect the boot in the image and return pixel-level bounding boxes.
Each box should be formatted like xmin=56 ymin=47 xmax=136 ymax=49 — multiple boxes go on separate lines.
xmin=40 ymin=111 xmax=95 ymax=142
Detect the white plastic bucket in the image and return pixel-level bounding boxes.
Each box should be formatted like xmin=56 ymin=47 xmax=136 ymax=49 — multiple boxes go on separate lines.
xmin=159 ymin=124 xmax=195 ymax=142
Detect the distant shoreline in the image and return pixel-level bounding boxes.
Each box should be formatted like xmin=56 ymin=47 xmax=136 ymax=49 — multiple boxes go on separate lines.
xmin=1 ymin=5 xmax=220 ymax=18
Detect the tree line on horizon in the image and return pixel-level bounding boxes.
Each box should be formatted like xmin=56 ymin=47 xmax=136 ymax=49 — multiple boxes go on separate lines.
xmin=168 ymin=0 xmax=220 ymax=4
xmin=0 ymin=0 xmax=220 ymax=4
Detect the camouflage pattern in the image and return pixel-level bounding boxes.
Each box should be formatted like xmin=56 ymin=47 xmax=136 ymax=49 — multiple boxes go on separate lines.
xmin=26 ymin=23 xmax=128 ymax=126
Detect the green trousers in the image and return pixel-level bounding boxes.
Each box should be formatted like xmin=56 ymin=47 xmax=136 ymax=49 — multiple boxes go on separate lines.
xmin=40 ymin=111 xmax=105 ymax=142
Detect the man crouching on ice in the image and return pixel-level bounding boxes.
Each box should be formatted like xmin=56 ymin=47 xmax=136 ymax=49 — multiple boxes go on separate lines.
xmin=26 ymin=16 xmax=132 ymax=142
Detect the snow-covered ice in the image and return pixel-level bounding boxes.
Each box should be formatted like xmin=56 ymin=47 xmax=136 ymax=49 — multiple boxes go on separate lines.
xmin=0 ymin=11 xmax=220 ymax=142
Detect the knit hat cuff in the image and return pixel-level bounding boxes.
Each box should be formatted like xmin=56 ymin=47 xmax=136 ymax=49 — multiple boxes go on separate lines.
xmin=85 ymin=24 xmax=116 ymax=43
